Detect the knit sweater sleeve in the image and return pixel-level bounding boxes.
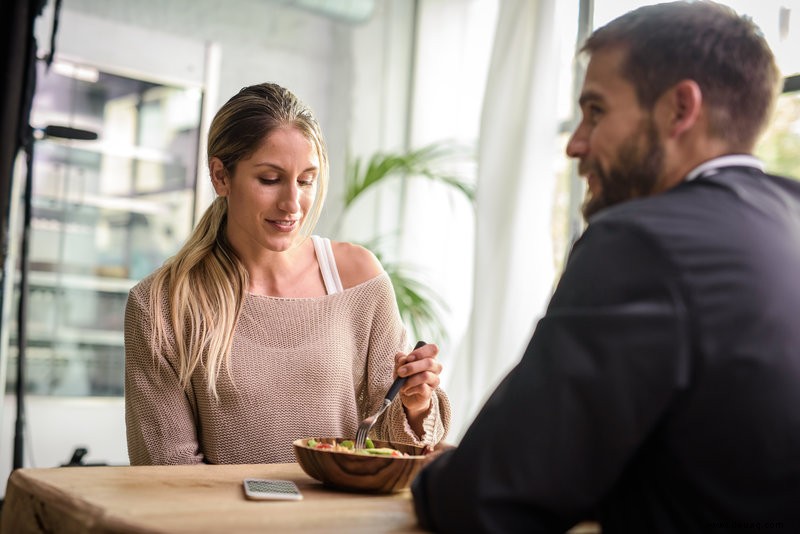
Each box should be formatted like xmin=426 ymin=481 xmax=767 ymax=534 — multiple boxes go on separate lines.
xmin=365 ymin=276 xmax=452 ymax=447
xmin=124 ymin=278 xmax=204 ymax=465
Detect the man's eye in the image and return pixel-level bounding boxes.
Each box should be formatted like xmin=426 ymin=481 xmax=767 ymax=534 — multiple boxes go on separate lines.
xmin=587 ymin=105 xmax=603 ymax=121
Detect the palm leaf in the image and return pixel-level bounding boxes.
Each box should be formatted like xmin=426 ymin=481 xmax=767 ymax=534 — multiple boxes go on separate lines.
xmin=338 ymin=141 xmax=475 ymax=343
xmin=384 ymin=261 xmax=449 ymax=343
xmin=343 ymin=142 xmax=475 ymax=211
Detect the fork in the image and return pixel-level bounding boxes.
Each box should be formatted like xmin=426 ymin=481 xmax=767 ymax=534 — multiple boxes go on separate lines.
xmin=354 ymin=341 xmax=426 ymax=449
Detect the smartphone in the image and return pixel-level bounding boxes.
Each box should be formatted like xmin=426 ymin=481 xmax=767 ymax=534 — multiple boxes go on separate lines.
xmin=243 ymin=478 xmax=303 ymax=501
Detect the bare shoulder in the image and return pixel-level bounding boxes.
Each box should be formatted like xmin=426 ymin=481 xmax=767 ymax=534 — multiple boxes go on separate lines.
xmin=331 ymin=241 xmax=384 ymax=289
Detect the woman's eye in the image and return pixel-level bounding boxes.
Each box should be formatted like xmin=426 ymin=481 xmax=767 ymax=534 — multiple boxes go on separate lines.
xmin=299 ymin=175 xmax=316 ymax=187
xmin=259 ymin=177 xmax=280 ymax=185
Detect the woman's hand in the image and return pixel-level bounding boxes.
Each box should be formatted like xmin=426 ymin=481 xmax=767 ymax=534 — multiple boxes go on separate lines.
xmin=395 ymin=343 xmax=443 ymax=436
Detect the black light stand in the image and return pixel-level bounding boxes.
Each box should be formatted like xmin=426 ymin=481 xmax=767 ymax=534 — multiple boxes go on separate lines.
xmin=13 ymin=126 xmax=35 ymax=471
xmin=8 ymin=0 xmax=91 ymax=471
xmin=13 ymin=123 xmax=97 ymax=470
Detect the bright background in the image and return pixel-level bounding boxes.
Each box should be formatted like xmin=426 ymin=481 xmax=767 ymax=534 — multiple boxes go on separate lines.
xmin=1 ymin=0 xmax=799 ymax=495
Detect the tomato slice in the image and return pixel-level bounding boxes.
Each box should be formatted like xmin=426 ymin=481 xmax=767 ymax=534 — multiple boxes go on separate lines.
xmin=315 ymin=443 xmax=334 ymax=450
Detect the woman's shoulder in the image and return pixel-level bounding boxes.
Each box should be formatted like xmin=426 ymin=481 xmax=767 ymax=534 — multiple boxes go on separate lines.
xmin=128 ymin=268 xmax=167 ymax=303
xmin=328 ymin=240 xmax=384 ymax=289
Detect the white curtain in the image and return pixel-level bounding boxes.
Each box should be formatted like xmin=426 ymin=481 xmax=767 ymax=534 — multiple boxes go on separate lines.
xmin=446 ymin=0 xmax=561 ymax=439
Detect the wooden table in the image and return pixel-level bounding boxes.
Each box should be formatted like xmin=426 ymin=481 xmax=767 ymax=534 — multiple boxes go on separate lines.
xmin=2 ymin=463 xmax=602 ymax=533
xmin=2 ymin=463 xmax=424 ymax=533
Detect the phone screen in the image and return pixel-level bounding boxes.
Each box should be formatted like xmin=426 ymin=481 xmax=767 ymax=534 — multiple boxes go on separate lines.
xmin=243 ymin=478 xmax=303 ymax=501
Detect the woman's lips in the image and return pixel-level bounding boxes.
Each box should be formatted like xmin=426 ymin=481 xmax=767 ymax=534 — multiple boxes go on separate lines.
xmin=268 ymin=219 xmax=298 ymax=232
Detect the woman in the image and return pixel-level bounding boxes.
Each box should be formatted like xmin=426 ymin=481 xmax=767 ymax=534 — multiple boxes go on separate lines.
xmin=124 ymin=82 xmax=450 ymax=465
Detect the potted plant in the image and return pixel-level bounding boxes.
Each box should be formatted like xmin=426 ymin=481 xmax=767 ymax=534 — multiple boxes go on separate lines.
xmin=334 ymin=141 xmax=475 ymax=343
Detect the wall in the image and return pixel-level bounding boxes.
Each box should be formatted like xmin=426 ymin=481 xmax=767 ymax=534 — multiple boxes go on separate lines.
xmin=56 ymin=0 xmax=355 ymax=219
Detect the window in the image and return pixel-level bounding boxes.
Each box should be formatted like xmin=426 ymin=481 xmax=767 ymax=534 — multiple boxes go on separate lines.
xmin=756 ymin=77 xmax=800 ymax=179
xmin=4 ymin=61 xmax=202 ymax=396
xmin=589 ymin=1 xmax=800 ymax=178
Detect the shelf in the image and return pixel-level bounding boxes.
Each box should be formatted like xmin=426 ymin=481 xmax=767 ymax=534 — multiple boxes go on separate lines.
xmin=9 ymin=324 xmax=125 ymax=347
xmin=26 ymin=271 xmax=138 ymax=293
xmin=5 ymin=345 xmax=123 ymax=362
xmin=33 ymin=194 xmax=170 ymax=216
xmin=37 ymin=136 xmax=180 ymax=166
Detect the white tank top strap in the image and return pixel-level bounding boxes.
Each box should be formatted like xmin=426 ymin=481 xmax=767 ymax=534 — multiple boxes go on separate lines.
xmin=311 ymin=235 xmax=344 ymax=295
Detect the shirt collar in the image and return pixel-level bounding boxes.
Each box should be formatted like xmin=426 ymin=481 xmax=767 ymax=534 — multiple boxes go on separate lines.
xmin=684 ymin=154 xmax=765 ymax=182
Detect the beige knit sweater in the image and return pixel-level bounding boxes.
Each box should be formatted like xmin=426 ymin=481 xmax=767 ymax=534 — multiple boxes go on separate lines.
xmin=124 ymin=271 xmax=451 ymax=465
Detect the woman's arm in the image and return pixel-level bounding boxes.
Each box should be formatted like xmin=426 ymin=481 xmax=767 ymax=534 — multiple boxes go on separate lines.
xmin=124 ymin=284 xmax=205 ymax=465
xmin=363 ymin=275 xmax=451 ymax=446
xmin=334 ymin=241 xmax=452 ymax=445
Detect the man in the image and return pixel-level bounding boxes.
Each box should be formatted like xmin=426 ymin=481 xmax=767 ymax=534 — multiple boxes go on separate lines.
xmin=412 ymin=2 xmax=800 ymax=532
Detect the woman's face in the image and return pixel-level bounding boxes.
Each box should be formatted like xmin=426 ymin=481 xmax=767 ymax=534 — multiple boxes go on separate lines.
xmin=211 ymin=127 xmax=320 ymax=255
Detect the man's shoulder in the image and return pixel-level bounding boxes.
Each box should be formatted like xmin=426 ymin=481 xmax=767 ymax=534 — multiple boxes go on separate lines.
xmin=584 ymin=184 xmax=708 ymax=240
xmin=580 ymin=169 xmax=800 ymax=275
xmin=591 ymin=168 xmax=800 ymax=230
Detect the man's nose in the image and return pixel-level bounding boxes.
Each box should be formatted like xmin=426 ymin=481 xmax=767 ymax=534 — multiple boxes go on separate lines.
xmin=565 ymin=127 xmax=587 ymax=158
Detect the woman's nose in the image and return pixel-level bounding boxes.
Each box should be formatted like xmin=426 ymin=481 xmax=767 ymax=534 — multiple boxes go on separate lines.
xmin=278 ymin=182 xmax=301 ymax=213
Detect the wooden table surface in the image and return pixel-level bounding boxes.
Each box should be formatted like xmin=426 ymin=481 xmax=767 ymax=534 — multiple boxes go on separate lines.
xmin=2 ymin=463 xmax=424 ymax=533
xmin=2 ymin=463 xmax=602 ymax=533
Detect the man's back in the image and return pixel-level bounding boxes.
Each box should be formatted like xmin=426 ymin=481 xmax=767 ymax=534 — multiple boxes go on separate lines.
xmin=583 ymin=167 xmax=800 ymax=530
xmin=412 ymin=167 xmax=800 ymax=533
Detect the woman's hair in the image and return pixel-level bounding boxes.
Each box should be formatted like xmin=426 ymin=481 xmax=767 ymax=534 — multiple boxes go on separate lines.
xmin=583 ymin=1 xmax=782 ymax=151
xmin=148 ymin=82 xmax=329 ymax=398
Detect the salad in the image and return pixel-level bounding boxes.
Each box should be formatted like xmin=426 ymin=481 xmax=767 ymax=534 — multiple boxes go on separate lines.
xmin=306 ymin=438 xmax=410 ymax=457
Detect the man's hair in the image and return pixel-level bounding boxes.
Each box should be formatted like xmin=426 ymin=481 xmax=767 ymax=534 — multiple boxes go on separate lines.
xmin=583 ymin=1 xmax=782 ymax=150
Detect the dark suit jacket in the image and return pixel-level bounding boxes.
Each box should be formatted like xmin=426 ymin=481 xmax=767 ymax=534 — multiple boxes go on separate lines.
xmin=412 ymin=167 xmax=800 ymax=533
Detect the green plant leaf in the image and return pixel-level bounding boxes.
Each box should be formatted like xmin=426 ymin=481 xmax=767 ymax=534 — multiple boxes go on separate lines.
xmin=343 ymin=141 xmax=475 ymax=212
xmin=384 ymin=261 xmax=449 ymax=344
xmin=337 ymin=140 xmax=475 ymax=344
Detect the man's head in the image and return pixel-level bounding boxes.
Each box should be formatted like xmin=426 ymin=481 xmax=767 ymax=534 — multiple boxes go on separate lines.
xmin=567 ymin=1 xmax=782 ymax=219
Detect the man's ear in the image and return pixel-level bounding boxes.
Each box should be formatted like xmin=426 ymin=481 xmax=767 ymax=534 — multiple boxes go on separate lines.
xmin=209 ymin=157 xmax=229 ymax=196
xmin=667 ymin=79 xmax=702 ymax=138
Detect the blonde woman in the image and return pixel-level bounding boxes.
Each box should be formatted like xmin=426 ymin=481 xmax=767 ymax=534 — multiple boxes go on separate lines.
xmin=124 ymin=82 xmax=450 ymax=465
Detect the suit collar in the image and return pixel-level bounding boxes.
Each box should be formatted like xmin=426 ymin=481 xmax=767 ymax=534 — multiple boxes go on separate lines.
xmin=684 ymin=155 xmax=764 ymax=182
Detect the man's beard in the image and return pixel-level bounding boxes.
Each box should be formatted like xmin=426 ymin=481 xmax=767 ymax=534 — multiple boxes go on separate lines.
xmin=581 ymin=118 xmax=664 ymax=220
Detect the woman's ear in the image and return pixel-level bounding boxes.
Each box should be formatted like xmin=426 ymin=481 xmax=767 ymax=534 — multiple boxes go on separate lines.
xmin=666 ymin=79 xmax=702 ymax=138
xmin=209 ymin=157 xmax=229 ymax=196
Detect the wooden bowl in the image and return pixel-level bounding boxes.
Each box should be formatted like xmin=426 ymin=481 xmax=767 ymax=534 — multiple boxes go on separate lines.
xmin=293 ymin=437 xmax=440 ymax=493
